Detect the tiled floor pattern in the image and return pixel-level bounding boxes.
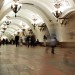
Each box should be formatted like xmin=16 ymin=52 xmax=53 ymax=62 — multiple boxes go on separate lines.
xmin=0 ymin=45 xmax=75 ymax=75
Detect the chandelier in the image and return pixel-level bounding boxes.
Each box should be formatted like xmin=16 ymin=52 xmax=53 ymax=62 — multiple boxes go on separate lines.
xmin=11 ymin=0 xmax=22 ymax=17
xmin=2 ymin=25 xmax=7 ymax=31
xmin=22 ymin=24 xmax=25 ymax=31
xmin=22 ymin=25 xmax=25 ymax=35
xmin=3 ymin=28 xmax=6 ymax=31
xmin=38 ymin=23 xmax=47 ymax=31
xmin=53 ymin=10 xmax=62 ymax=18
xmin=22 ymin=28 xmax=25 ymax=31
xmin=32 ymin=17 xmax=37 ymax=29
xmin=53 ymin=0 xmax=62 ymax=19
xmin=5 ymin=16 xmax=11 ymax=25
xmin=28 ymin=29 xmax=33 ymax=34
xmin=5 ymin=21 xmax=11 ymax=25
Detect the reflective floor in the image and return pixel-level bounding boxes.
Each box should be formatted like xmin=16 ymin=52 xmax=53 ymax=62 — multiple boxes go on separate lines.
xmin=0 ymin=45 xmax=75 ymax=75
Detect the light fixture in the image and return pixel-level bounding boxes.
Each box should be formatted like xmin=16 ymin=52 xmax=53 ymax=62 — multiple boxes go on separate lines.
xmin=53 ymin=10 xmax=62 ymax=18
xmin=5 ymin=21 xmax=11 ymax=25
xmin=1 ymin=30 xmax=5 ymax=33
xmin=32 ymin=15 xmax=37 ymax=29
xmin=5 ymin=16 xmax=11 ymax=25
xmin=11 ymin=0 xmax=22 ymax=17
xmin=22 ymin=26 xmax=25 ymax=36
xmin=38 ymin=23 xmax=47 ymax=31
xmin=22 ymin=28 xmax=25 ymax=31
xmin=53 ymin=0 xmax=62 ymax=20
xmin=28 ymin=29 xmax=33 ymax=34
xmin=22 ymin=24 xmax=25 ymax=31
xmin=17 ymin=29 xmax=20 ymax=35
xmin=22 ymin=30 xmax=25 ymax=36
xmin=2 ymin=25 xmax=7 ymax=31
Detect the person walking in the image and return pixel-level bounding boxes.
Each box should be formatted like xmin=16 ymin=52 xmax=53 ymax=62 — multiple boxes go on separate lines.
xmin=26 ymin=35 xmax=31 ymax=48
xmin=50 ymin=37 xmax=58 ymax=54
xmin=45 ymin=37 xmax=59 ymax=54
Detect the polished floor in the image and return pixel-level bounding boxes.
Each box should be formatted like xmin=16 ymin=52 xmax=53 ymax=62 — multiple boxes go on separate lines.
xmin=0 ymin=45 xmax=75 ymax=75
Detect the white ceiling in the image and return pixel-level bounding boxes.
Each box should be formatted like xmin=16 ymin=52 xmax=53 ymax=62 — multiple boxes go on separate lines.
xmin=0 ymin=0 xmax=75 ymax=39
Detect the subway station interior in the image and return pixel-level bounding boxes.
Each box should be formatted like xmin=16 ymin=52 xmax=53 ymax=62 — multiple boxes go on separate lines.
xmin=0 ymin=0 xmax=75 ymax=75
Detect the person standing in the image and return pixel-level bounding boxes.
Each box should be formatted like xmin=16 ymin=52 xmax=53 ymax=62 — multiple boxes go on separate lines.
xmin=2 ymin=39 xmax=5 ymax=45
xmin=43 ymin=35 xmax=47 ymax=46
xmin=15 ymin=34 xmax=19 ymax=47
xmin=26 ymin=35 xmax=31 ymax=48
xmin=0 ymin=37 xmax=1 ymax=46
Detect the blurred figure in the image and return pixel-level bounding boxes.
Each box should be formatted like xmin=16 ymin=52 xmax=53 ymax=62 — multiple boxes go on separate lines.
xmin=43 ymin=35 xmax=47 ymax=46
xmin=5 ymin=38 xmax=8 ymax=45
xmin=0 ymin=37 xmax=1 ymax=46
xmin=31 ymin=35 xmax=36 ymax=47
xmin=46 ymin=37 xmax=59 ymax=54
xmin=19 ymin=37 xmax=23 ymax=46
xmin=2 ymin=39 xmax=5 ymax=45
xmin=26 ymin=35 xmax=31 ymax=48
xmin=50 ymin=37 xmax=58 ymax=54
xmin=15 ymin=34 xmax=19 ymax=47
xmin=36 ymin=39 xmax=40 ymax=46
xmin=10 ymin=39 xmax=15 ymax=45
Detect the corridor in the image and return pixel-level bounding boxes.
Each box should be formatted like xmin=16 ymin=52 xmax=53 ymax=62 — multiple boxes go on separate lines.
xmin=0 ymin=45 xmax=75 ymax=75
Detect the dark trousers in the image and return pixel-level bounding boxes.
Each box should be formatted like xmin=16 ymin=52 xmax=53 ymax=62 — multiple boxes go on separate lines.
xmin=16 ymin=41 xmax=19 ymax=47
xmin=51 ymin=46 xmax=55 ymax=54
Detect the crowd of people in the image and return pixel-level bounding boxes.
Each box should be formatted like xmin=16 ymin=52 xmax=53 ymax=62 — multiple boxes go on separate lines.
xmin=0 ymin=34 xmax=59 ymax=54
xmin=0 ymin=34 xmax=40 ymax=48
xmin=0 ymin=38 xmax=9 ymax=46
xmin=14 ymin=34 xmax=40 ymax=47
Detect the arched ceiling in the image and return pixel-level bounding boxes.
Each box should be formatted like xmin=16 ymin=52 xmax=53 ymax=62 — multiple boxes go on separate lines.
xmin=0 ymin=0 xmax=75 ymax=39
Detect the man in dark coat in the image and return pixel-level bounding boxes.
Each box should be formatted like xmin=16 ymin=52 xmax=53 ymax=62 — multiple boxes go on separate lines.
xmin=15 ymin=35 xmax=19 ymax=47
